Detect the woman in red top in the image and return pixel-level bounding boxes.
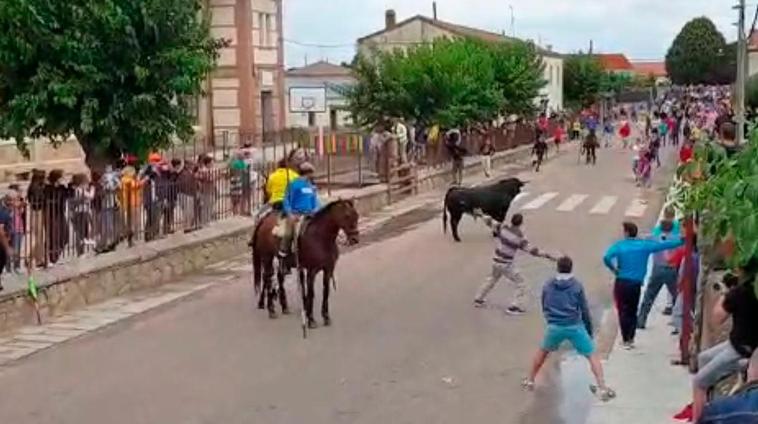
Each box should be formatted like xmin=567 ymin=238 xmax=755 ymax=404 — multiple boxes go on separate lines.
xmin=679 ymin=141 xmax=694 ymax=164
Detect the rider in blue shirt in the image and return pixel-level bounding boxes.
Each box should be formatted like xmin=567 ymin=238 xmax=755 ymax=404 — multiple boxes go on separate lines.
xmin=279 ymin=162 xmax=320 ymax=257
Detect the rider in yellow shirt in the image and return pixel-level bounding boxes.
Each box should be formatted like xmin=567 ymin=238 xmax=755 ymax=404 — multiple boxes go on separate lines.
xmin=265 ymin=159 xmax=299 ymax=209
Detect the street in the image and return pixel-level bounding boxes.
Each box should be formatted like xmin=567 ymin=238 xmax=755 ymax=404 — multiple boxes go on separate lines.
xmin=0 ymin=142 xmax=678 ymax=424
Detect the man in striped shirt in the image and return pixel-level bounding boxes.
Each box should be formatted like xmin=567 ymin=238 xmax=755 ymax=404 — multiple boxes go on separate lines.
xmin=474 ymin=213 xmax=556 ymax=315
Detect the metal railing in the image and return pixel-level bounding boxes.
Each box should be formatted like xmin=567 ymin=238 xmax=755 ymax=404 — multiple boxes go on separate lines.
xmin=11 ymin=166 xmax=263 ymax=272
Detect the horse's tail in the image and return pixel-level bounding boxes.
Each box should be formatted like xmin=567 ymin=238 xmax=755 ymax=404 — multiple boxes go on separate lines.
xmin=251 ymin=220 xmax=263 ymax=295
xmin=442 ymin=187 xmax=454 ymax=234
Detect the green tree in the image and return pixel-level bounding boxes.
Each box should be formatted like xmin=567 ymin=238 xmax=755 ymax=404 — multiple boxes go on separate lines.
xmin=487 ymin=41 xmax=546 ymax=116
xmin=563 ymin=54 xmax=605 ymax=108
xmin=0 ymin=0 xmax=225 ymax=166
xmin=665 ymin=17 xmax=729 ymax=85
xmin=346 ymin=38 xmax=544 ymax=128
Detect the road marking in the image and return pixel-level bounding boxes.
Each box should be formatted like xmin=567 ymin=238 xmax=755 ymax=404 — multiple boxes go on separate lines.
xmin=512 ymin=192 xmax=530 ymax=203
xmin=556 ymin=194 xmax=588 ymax=212
xmin=520 ymin=192 xmax=558 ymax=210
xmin=625 ymin=199 xmax=648 ymax=218
xmin=590 ymin=196 xmax=618 ymax=215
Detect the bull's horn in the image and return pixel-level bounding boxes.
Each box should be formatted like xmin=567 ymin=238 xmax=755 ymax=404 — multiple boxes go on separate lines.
xmin=520 ymin=180 xmax=530 ymax=184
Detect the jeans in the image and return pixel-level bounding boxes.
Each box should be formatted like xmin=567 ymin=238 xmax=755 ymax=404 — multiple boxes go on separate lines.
xmin=481 ymin=155 xmax=492 ymax=177
xmin=693 ymin=341 xmax=744 ymax=389
xmin=614 ymin=279 xmax=642 ymax=343
xmin=637 ymin=265 xmax=678 ymax=328
xmin=11 ymin=233 xmax=23 ymax=271
xmin=475 ymin=262 xmax=526 ymax=309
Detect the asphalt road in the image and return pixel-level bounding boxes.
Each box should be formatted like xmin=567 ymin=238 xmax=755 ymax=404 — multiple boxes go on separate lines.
xmin=0 ymin=140 xmax=678 ymax=424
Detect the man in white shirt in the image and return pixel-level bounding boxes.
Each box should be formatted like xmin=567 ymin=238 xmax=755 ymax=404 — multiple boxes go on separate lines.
xmin=393 ymin=118 xmax=409 ymax=164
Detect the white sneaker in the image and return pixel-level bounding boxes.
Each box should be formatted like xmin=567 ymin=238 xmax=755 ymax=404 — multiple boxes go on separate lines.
xmin=505 ymin=306 xmax=527 ymax=316
xmin=521 ymin=378 xmax=535 ymax=391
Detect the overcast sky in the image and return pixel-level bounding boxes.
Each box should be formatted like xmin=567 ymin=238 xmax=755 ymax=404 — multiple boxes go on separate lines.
xmin=283 ymin=0 xmax=737 ymax=68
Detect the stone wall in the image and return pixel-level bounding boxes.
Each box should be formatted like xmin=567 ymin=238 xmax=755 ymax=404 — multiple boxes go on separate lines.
xmin=0 ymin=218 xmax=253 ymax=334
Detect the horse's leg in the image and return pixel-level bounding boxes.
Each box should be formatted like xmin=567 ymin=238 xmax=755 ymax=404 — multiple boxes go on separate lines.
xmin=278 ymin=268 xmax=290 ymax=315
xmin=322 ymin=269 xmax=332 ymax=326
xmin=450 ymin=211 xmax=463 ymax=242
xmin=257 ymin=258 xmax=269 ymax=310
xmin=263 ymin=261 xmax=277 ymax=318
xmin=306 ymin=270 xmax=318 ymax=329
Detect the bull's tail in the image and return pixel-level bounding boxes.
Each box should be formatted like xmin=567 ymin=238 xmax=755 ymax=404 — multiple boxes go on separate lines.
xmin=442 ymin=187 xmax=454 ymax=234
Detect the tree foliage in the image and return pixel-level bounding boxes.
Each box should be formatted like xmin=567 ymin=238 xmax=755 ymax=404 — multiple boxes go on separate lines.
xmin=678 ymin=130 xmax=758 ymax=297
xmin=563 ymin=54 xmax=605 ymax=108
xmin=0 ymin=0 xmax=225 ymax=165
xmin=346 ymin=38 xmax=545 ymax=128
xmin=665 ymin=17 xmax=731 ymax=85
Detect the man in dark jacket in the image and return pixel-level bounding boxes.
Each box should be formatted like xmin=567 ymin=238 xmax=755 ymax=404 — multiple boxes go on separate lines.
xmin=522 ymin=256 xmax=616 ymax=401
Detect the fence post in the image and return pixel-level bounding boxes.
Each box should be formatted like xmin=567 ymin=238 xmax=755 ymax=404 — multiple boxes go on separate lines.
xmin=326 ymin=150 xmax=332 ymax=197
xmin=386 ymin=150 xmax=391 ymax=204
xmin=357 ymin=135 xmax=363 ymax=187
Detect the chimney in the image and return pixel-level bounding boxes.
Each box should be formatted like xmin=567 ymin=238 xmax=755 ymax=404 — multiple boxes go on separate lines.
xmin=385 ymin=9 xmax=397 ymax=30
xmin=433 ymin=2 xmax=438 ymax=20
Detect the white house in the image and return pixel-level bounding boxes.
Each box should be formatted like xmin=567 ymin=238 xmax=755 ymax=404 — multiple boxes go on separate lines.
xmin=357 ymin=10 xmax=564 ymax=113
xmin=285 ymin=61 xmax=355 ymax=129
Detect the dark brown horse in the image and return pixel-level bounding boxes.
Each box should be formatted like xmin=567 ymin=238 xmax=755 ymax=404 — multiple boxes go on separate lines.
xmin=250 ymin=209 xmax=290 ymax=318
xmin=251 ymin=199 xmax=359 ymax=334
xmin=296 ymin=199 xmax=359 ymax=334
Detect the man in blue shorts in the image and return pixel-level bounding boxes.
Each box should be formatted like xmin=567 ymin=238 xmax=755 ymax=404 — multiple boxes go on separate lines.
xmin=522 ymin=256 xmax=616 ymax=401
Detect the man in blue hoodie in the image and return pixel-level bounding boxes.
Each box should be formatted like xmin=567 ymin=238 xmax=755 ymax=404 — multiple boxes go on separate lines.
xmin=603 ymin=222 xmax=683 ymax=349
xmin=278 ymin=162 xmax=321 ymax=258
xmin=523 ymin=256 xmax=616 ymax=401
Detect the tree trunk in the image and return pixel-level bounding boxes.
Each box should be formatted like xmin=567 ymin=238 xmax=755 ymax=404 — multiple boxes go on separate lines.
xmin=79 ymin=137 xmax=121 ymax=174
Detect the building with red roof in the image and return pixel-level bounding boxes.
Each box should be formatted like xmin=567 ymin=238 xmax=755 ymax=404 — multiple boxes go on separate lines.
xmin=595 ymin=54 xmax=634 ymax=75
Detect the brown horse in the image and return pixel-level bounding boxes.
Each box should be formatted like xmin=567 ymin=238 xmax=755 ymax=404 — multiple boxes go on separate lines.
xmin=296 ymin=199 xmax=359 ymax=334
xmin=250 ymin=208 xmax=290 ymax=318
xmin=250 ymin=199 xmax=359 ymax=332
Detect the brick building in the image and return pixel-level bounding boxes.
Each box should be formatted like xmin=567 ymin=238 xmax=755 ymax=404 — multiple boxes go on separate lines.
xmin=202 ymin=0 xmax=286 ymax=146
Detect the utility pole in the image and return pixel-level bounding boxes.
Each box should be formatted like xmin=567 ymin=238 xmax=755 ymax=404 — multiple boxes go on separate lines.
xmin=736 ymin=0 xmax=747 ymax=144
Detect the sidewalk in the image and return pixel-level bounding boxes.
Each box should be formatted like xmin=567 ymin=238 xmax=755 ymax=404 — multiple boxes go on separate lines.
xmin=588 ymin=295 xmax=691 ymax=423
xmin=588 ymin=178 xmax=692 ymax=424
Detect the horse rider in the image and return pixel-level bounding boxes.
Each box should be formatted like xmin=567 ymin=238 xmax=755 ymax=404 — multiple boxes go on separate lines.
xmin=278 ymin=162 xmax=321 ymax=260
xmin=260 ymin=158 xmax=299 ymax=219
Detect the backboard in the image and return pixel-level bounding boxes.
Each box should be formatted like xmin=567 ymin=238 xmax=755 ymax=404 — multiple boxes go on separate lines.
xmin=289 ymin=87 xmax=327 ymax=113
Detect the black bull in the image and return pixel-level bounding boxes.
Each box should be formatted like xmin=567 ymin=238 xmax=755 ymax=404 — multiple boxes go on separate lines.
xmin=442 ymin=178 xmax=525 ymax=242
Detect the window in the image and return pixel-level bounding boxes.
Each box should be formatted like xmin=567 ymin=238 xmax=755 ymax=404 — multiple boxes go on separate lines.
xmin=265 ymin=14 xmax=272 ymax=46
xmin=329 ymin=109 xmax=338 ymax=129
xmin=308 ymin=112 xmax=316 ymax=127
xmin=258 ymin=12 xmax=265 ymax=46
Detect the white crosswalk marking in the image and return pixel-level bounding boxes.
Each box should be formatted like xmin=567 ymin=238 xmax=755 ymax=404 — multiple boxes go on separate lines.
xmin=521 ymin=192 xmax=559 ymax=210
xmin=590 ymin=196 xmax=618 ymax=215
xmin=625 ymin=199 xmax=648 ymax=218
xmin=512 ymin=192 xmax=529 ymax=203
xmin=557 ymin=194 xmax=588 ymax=212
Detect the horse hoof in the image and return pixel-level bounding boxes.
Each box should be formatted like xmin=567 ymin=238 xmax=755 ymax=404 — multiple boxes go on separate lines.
xmin=308 ymin=320 xmax=319 ymax=329
xmin=282 ymin=307 xmax=291 ymax=315
xmin=269 ymin=311 xmax=278 ymax=319
xmin=257 ymin=303 xmax=265 ymax=310
xmin=323 ymin=317 xmax=332 ymax=327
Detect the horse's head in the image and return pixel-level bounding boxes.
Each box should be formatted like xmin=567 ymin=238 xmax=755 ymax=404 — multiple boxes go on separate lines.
xmin=332 ymin=199 xmax=360 ymax=245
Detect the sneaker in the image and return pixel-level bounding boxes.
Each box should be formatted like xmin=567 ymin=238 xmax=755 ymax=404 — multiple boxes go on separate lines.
xmin=621 ymin=341 xmax=635 ymax=350
xmin=521 ymin=378 xmax=535 ymax=391
xmin=637 ymin=322 xmax=646 ymax=330
xmin=277 ymin=250 xmax=288 ymax=258
xmin=473 ymin=299 xmax=487 ymax=308
xmin=590 ymin=385 xmax=617 ymax=402
xmin=505 ymin=306 xmax=527 ymax=316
